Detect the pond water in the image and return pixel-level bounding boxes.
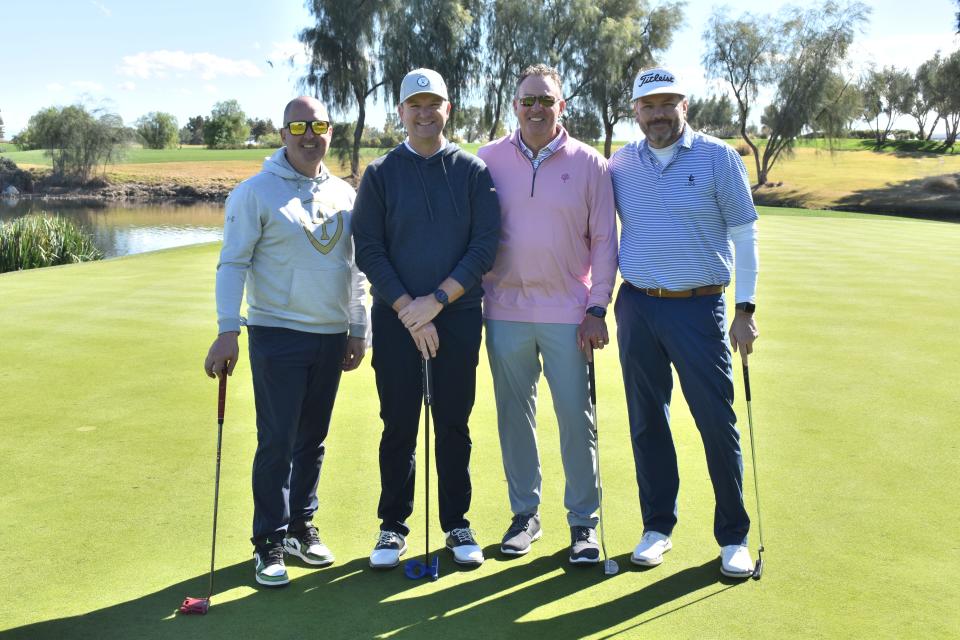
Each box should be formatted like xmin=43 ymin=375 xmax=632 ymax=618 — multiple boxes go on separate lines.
xmin=0 ymin=199 xmax=225 ymax=258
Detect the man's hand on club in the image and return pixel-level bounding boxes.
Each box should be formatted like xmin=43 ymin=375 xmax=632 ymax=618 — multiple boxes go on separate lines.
xmin=409 ymin=322 xmax=439 ymax=360
xmin=577 ymin=315 xmax=609 ymax=361
xmin=342 ymin=336 xmax=366 ymax=372
xmin=398 ymin=294 xmax=442 ymax=332
xmin=729 ymin=310 xmax=759 ymax=364
xmin=204 ymin=331 xmax=239 ymax=379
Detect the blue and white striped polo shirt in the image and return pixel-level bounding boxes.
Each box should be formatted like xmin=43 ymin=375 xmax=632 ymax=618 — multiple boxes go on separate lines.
xmin=609 ymin=126 xmax=757 ymax=291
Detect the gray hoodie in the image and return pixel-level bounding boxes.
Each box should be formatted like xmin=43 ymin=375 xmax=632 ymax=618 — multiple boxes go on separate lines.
xmin=215 ymin=148 xmax=367 ymax=337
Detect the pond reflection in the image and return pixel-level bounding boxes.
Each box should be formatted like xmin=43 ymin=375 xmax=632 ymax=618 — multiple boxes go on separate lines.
xmin=0 ymin=199 xmax=225 ymax=258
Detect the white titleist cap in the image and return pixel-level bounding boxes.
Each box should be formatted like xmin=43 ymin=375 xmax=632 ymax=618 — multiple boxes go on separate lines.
xmin=399 ymin=68 xmax=449 ymax=103
xmin=631 ymin=67 xmax=685 ymax=101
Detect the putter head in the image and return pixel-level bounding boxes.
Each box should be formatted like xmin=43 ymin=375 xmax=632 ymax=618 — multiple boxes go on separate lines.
xmin=603 ymin=559 xmax=619 ymax=576
xmin=752 ymin=549 xmax=764 ymax=580
xmin=404 ymin=559 xmax=427 ymax=580
xmin=179 ymin=596 xmax=209 ymax=615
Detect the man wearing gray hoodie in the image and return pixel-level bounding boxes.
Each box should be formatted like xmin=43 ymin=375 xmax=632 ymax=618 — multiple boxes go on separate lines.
xmin=203 ymin=96 xmax=367 ymax=587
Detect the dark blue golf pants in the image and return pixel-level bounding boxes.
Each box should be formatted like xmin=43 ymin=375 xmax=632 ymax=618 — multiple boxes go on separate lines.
xmin=248 ymin=325 xmax=347 ymax=543
xmin=371 ymin=303 xmax=481 ymax=536
xmin=615 ymin=285 xmax=749 ymax=546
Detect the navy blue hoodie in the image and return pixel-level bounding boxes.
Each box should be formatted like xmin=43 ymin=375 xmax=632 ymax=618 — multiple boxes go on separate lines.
xmin=353 ymin=142 xmax=501 ymax=310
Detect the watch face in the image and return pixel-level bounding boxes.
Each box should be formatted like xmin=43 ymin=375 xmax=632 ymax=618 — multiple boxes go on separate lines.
xmin=587 ymin=306 xmax=606 ymax=318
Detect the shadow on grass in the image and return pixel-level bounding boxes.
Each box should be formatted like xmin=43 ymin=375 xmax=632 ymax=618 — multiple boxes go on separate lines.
xmin=1 ymin=551 xmax=730 ymax=640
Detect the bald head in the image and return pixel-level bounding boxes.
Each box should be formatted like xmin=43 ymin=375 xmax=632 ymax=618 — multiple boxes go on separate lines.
xmin=283 ymin=96 xmax=329 ymax=125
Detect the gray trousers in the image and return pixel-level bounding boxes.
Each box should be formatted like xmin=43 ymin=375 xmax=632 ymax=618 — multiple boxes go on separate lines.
xmin=485 ymin=319 xmax=599 ymax=528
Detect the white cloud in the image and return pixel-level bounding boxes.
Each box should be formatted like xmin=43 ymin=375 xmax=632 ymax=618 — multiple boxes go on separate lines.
xmin=204 ymin=85 xmax=219 ymax=94
xmin=118 ymin=81 xmax=136 ymax=91
xmin=71 ymin=81 xmax=104 ymax=92
xmin=268 ymin=40 xmax=308 ymax=68
xmin=90 ymin=0 xmax=111 ymax=17
xmin=118 ymin=50 xmax=263 ymax=81
xmin=46 ymin=83 xmax=65 ymax=92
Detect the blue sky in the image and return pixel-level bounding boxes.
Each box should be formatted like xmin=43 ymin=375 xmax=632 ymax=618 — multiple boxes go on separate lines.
xmin=1 ymin=0 xmax=958 ymax=138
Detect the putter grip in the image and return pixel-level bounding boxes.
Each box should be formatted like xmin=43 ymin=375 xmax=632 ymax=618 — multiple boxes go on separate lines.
xmin=587 ymin=359 xmax=597 ymax=406
xmin=742 ymin=365 xmax=751 ymax=402
xmin=217 ymin=369 xmax=227 ymax=423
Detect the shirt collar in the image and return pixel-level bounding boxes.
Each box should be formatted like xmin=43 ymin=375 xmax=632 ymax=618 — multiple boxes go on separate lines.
xmin=404 ymin=137 xmax=448 ymax=158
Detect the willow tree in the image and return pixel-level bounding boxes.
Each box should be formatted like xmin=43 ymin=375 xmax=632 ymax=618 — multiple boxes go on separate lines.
xmin=299 ymin=0 xmax=390 ymax=183
xmin=704 ymin=1 xmax=870 ymax=186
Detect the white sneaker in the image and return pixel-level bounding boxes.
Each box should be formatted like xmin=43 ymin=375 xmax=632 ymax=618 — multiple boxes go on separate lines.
xmin=369 ymin=531 xmax=407 ymax=569
xmin=720 ymin=544 xmax=754 ymax=578
xmin=631 ymin=531 xmax=672 ymax=566
xmin=446 ymin=528 xmax=484 ymax=566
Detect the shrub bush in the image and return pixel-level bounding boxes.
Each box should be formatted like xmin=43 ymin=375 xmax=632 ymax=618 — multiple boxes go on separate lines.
xmin=0 ymin=214 xmax=103 ymax=273
xmin=735 ymin=143 xmax=752 ymax=157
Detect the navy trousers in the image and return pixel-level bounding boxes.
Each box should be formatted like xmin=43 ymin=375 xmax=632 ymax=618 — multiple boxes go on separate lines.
xmin=615 ymin=285 xmax=750 ymax=546
xmin=371 ymin=303 xmax=481 ymax=536
xmin=248 ymin=325 xmax=347 ymax=543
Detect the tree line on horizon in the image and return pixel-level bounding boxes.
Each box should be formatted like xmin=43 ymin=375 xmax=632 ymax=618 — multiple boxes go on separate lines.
xmin=5 ymin=0 xmax=960 ymax=187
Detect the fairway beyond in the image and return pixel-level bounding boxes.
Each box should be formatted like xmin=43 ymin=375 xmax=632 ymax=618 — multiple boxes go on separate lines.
xmin=1 ymin=209 xmax=958 ymax=639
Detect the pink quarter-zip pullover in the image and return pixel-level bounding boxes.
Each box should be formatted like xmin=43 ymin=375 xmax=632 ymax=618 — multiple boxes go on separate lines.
xmin=478 ymin=128 xmax=618 ymax=323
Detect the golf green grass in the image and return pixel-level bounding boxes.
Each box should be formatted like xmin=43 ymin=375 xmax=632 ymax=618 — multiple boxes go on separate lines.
xmin=1 ymin=208 xmax=957 ymax=639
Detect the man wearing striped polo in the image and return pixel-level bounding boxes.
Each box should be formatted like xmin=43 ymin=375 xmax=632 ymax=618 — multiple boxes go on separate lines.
xmin=609 ymin=67 xmax=760 ymax=578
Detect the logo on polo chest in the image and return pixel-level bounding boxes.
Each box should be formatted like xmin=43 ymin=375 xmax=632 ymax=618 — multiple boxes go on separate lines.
xmin=687 ymin=174 xmax=695 ymax=186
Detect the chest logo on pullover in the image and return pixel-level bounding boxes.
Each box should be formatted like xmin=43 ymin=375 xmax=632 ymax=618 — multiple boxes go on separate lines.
xmin=299 ymin=210 xmax=343 ymax=255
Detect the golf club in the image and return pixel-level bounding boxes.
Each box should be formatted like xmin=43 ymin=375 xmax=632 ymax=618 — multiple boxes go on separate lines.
xmin=404 ymin=356 xmax=439 ymax=581
xmin=179 ymin=369 xmax=227 ymax=615
xmin=588 ymin=353 xmax=619 ymax=577
xmin=742 ymin=360 xmax=765 ymax=580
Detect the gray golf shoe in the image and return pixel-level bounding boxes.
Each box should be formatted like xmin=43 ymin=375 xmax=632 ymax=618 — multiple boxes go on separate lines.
xmin=569 ymin=526 xmax=600 ymax=564
xmin=500 ymin=513 xmax=542 ymax=556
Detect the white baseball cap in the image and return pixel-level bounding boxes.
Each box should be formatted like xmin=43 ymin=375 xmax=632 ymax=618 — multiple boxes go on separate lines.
xmin=631 ymin=67 xmax=685 ymax=101
xmin=399 ymin=68 xmax=449 ymax=103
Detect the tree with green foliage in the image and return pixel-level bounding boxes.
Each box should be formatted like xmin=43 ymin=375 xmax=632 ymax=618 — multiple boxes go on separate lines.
xmin=203 ymin=100 xmax=249 ymax=149
xmin=300 ymin=0 xmax=389 ymax=182
xmin=561 ymin=101 xmax=603 ymax=143
xmin=179 ymin=115 xmax=205 ymax=145
xmin=860 ymin=66 xmax=913 ymax=144
xmin=705 ymin=1 xmax=870 ymax=186
xmin=0 ymin=110 xmax=5 ymax=140
xmin=20 ymin=104 xmax=127 ymax=181
xmin=135 ymin=111 xmax=179 ymax=149
xmin=247 ymin=118 xmax=276 ymax=142
xmin=687 ymin=94 xmax=738 ymax=138
xmin=481 ymin=0 xmax=541 ymax=140
xmin=928 ymin=50 xmax=960 ymax=148
xmin=580 ymin=0 xmax=684 ymax=157
xmin=380 ymin=0 xmax=484 ymax=111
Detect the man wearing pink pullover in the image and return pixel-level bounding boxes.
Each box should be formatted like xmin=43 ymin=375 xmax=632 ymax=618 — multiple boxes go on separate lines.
xmin=477 ymin=64 xmax=618 ymax=564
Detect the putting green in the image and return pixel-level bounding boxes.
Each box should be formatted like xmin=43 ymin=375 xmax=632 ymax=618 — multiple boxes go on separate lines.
xmin=0 ymin=209 xmax=957 ymax=639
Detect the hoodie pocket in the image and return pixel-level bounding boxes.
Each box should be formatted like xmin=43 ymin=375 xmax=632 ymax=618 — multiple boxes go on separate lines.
xmin=287 ymin=265 xmax=351 ymax=326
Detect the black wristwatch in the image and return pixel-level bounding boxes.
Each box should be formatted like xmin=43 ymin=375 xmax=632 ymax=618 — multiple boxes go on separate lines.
xmin=586 ymin=306 xmax=606 ymax=319
xmin=735 ymin=302 xmax=756 ymax=314
xmin=434 ymin=289 xmax=449 ymax=308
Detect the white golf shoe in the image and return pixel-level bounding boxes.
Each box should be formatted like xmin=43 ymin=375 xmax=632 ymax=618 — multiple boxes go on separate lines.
xmin=369 ymin=531 xmax=407 ymax=569
xmin=631 ymin=531 xmax=672 ymax=566
xmin=720 ymin=544 xmax=754 ymax=578
xmin=446 ymin=528 xmax=484 ymax=566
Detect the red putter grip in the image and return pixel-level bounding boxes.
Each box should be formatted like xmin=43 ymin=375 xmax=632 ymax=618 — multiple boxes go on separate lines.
xmin=217 ymin=369 xmax=227 ymax=423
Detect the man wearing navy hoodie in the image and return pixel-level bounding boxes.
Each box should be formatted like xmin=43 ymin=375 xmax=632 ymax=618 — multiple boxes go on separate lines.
xmin=204 ymin=96 xmax=367 ymax=587
xmin=353 ymin=68 xmax=500 ymax=570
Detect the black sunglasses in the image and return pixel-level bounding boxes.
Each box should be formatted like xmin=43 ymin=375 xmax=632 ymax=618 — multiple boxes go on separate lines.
xmin=517 ymin=95 xmax=558 ymax=108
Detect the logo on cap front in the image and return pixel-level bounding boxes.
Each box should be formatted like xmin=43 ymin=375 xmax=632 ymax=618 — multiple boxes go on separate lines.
xmin=417 ymin=76 xmax=430 ymax=87
xmin=638 ymin=72 xmax=675 ymax=88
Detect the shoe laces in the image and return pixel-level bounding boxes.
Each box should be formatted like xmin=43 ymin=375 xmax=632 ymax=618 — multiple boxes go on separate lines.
xmin=375 ymin=530 xmax=400 ymax=549
xmin=506 ymin=514 xmax=532 ymax=537
xmin=300 ymin=524 xmax=321 ymax=546
xmin=259 ymin=542 xmax=285 ymax=567
xmin=572 ymin=526 xmax=593 ymax=542
xmin=448 ymin=527 xmax=477 ymax=545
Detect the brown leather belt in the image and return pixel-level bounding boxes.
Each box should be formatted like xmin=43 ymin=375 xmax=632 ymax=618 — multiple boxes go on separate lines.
xmin=626 ymin=282 xmax=725 ymax=298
